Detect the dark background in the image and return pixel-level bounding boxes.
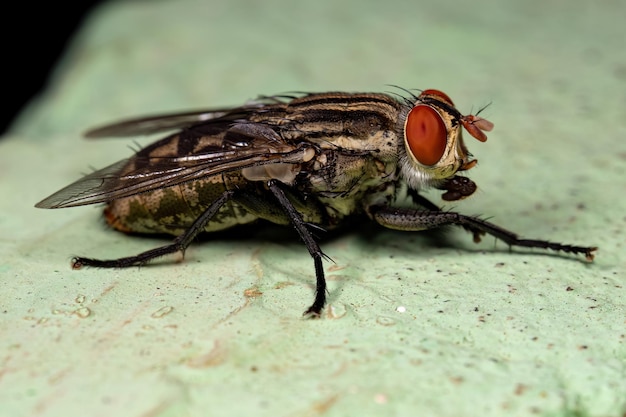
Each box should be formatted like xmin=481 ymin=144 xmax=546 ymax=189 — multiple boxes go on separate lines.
xmin=2 ymin=2 xmax=103 ymax=135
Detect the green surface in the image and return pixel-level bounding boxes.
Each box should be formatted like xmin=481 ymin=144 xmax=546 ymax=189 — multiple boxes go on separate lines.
xmin=2 ymin=0 xmax=625 ymax=416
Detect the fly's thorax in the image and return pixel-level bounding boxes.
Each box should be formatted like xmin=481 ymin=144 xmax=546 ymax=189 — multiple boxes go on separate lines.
xmin=398 ymin=89 xmax=493 ymax=191
xmin=299 ymin=138 xmax=400 ymax=224
xmin=276 ymin=92 xmax=402 ymax=157
xmin=242 ymin=92 xmax=405 ymax=221
xmin=304 ymin=129 xmax=399 ymax=191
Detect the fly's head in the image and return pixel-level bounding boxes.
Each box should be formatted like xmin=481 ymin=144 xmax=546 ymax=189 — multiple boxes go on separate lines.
xmin=400 ymin=89 xmax=494 ymax=201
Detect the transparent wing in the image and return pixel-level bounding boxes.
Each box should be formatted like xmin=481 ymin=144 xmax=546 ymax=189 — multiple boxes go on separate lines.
xmin=85 ymin=108 xmax=240 ymax=138
xmin=36 ymin=121 xmax=311 ymax=209
xmin=84 ymin=97 xmax=284 ymax=138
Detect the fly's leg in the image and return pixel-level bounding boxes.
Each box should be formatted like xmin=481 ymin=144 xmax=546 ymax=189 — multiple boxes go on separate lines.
xmin=406 ymin=188 xmax=485 ymax=243
xmin=373 ymin=207 xmax=597 ymax=260
xmin=72 ymin=190 xmax=237 ymax=269
xmin=406 ymin=188 xmax=441 ymax=211
xmin=267 ymin=180 xmax=328 ymax=318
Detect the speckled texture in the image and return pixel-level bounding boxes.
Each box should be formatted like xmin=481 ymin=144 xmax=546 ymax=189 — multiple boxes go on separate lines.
xmin=2 ymin=0 xmax=625 ymax=416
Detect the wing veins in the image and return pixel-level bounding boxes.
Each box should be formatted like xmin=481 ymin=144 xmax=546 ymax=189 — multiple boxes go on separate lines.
xmin=36 ymin=145 xmax=312 ymax=208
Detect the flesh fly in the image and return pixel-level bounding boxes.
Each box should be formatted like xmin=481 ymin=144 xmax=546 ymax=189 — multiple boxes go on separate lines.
xmin=36 ymin=89 xmax=597 ymax=316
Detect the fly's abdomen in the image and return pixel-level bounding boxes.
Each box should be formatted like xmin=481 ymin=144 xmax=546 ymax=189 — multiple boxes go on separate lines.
xmin=104 ymin=174 xmax=258 ymax=235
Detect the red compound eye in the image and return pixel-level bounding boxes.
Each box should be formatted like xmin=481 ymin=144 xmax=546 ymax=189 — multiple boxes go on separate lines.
xmin=420 ymin=89 xmax=454 ymax=106
xmin=405 ymin=105 xmax=447 ymax=166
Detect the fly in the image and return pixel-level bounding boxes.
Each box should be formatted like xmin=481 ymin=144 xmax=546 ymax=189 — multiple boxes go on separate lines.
xmin=35 ymin=89 xmax=597 ymax=317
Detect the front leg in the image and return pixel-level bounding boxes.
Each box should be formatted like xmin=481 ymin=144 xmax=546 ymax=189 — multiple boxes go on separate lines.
xmin=406 ymin=188 xmax=484 ymax=243
xmin=372 ymin=206 xmax=596 ymax=261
